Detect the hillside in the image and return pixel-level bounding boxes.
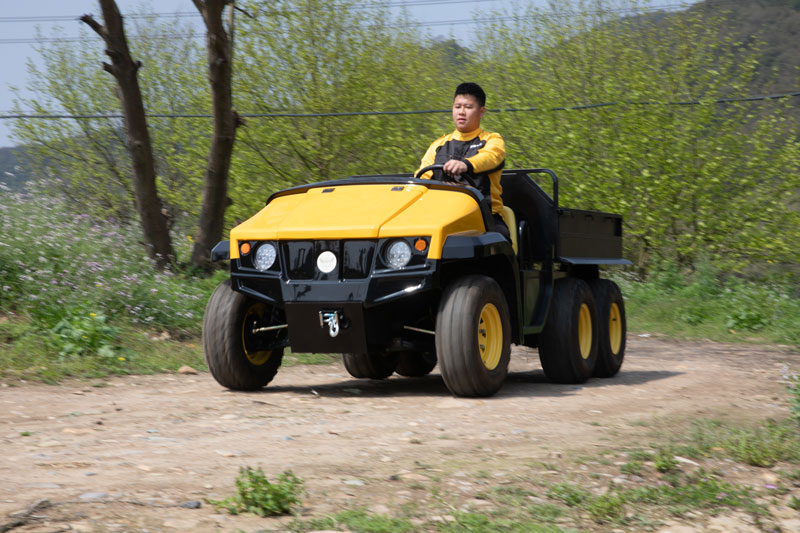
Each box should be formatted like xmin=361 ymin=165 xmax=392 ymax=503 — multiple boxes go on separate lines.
xmin=690 ymin=0 xmax=800 ymax=94
xmin=0 ymin=146 xmax=29 ymax=190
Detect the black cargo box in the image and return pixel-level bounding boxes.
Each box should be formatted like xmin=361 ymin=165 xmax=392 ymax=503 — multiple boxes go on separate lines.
xmin=557 ymin=208 xmax=624 ymax=262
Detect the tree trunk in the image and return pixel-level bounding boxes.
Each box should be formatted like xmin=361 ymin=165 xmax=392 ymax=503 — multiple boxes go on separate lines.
xmin=81 ymin=1 xmax=174 ymax=270
xmin=190 ymin=0 xmax=239 ymax=269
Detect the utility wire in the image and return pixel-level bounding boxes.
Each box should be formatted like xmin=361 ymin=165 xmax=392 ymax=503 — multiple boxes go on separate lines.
xmin=3 ymin=91 xmax=798 ymax=121
xmin=0 ymin=0 xmax=507 ymax=23
xmin=0 ymin=1 xmax=736 ymax=44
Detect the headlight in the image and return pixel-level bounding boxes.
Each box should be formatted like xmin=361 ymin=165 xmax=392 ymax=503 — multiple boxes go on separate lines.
xmin=254 ymin=243 xmax=277 ymax=271
xmin=386 ymin=240 xmax=412 ymax=269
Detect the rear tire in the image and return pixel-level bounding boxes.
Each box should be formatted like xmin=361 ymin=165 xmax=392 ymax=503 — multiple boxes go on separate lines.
xmin=395 ymin=351 xmax=437 ymax=377
xmin=436 ymin=275 xmax=511 ymax=397
xmin=202 ymin=280 xmax=284 ymax=391
xmin=588 ymin=279 xmax=626 ymax=377
xmin=538 ymin=278 xmax=598 ymax=384
xmin=342 ymin=352 xmax=398 ymax=379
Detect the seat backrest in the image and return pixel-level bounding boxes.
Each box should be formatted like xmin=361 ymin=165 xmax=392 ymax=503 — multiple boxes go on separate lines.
xmin=500 ymin=172 xmax=558 ymax=262
xmin=500 ymin=205 xmax=518 ymax=255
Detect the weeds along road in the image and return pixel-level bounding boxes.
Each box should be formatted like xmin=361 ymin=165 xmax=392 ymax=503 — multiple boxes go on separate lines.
xmin=0 ymin=337 xmax=797 ymax=532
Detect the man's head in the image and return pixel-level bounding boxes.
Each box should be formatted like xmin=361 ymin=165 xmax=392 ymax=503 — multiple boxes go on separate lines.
xmin=452 ymin=82 xmax=486 ymax=133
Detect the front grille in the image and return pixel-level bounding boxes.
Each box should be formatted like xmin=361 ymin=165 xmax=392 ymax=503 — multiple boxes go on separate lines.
xmin=281 ymin=240 xmax=376 ymax=281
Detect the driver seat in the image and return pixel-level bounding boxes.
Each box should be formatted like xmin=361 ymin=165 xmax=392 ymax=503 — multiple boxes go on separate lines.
xmin=500 ymin=206 xmax=518 ymax=255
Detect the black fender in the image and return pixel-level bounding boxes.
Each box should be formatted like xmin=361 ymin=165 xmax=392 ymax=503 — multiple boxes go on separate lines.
xmin=211 ymin=240 xmax=230 ymax=262
xmin=440 ymin=232 xmax=522 ymax=344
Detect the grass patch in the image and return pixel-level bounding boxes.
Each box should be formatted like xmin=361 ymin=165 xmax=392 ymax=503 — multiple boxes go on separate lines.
xmin=0 ymin=316 xmax=207 ymax=382
xmin=283 ymin=351 xmax=340 ymax=366
xmin=683 ymin=419 xmax=800 ymax=467
xmin=210 ymin=467 xmax=303 ymax=517
xmin=614 ymin=261 xmax=800 ymax=349
xmin=437 ymin=511 xmax=566 ymax=532
xmin=622 ymin=470 xmax=763 ymax=516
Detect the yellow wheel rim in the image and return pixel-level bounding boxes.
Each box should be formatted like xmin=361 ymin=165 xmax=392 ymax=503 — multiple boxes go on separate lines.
xmin=609 ymin=302 xmax=622 ymax=354
xmin=578 ymin=303 xmax=592 ymax=359
xmin=478 ymin=303 xmax=503 ymax=370
xmin=242 ymin=304 xmax=272 ymax=366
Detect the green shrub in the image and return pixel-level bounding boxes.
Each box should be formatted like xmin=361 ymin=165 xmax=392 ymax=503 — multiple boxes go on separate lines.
xmin=586 ymin=493 xmax=626 ymax=524
xmin=211 ymin=467 xmax=303 ymax=516
xmin=546 ymin=483 xmax=589 ymax=507
xmin=688 ymin=419 xmax=800 ymax=467
xmin=49 ymin=311 xmax=125 ymax=363
xmin=654 ymin=451 xmax=679 ymax=473
xmin=620 ymin=461 xmax=642 ymax=476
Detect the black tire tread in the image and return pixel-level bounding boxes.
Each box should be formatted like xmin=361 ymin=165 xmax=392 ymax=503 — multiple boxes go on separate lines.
xmin=538 ymin=278 xmax=598 ymax=384
xmin=395 ymin=351 xmax=437 ymax=377
xmin=342 ymin=352 xmax=398 ymax=379
xmin=436 ymin=275 xmax=511 ymax=397
xmin=202 ymin=280 xmax=283 ymax=390
xmin=588 ymin=279 xmax=626 ymax=378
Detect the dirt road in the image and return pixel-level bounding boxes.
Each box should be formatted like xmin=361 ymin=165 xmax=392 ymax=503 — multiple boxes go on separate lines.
xmin=1 ymin=337 xmax=798 ymax=532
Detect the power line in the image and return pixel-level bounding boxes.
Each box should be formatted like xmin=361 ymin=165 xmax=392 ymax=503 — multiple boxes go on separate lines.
xmin=3 ymin=90 xmax=798 ymax=121
xmin=0 ymin=1 xmax=735 ymax=45
xmin=0 ymin=0 xmax=508 ymax=24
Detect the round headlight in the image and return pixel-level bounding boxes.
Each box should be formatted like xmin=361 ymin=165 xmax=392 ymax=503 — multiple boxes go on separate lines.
xmin=386 ymin=240 xmax=412 ymax=269
xmin=254 ymin=243 xmax=277 ymax=271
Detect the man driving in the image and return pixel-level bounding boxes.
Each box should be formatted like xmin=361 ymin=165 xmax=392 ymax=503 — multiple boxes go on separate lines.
xmin=416 ymin=82 xmax=509 ymax=240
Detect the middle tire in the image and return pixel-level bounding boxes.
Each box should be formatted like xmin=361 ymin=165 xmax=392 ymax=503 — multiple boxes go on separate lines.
xmin=342 ymin=352 xmax=398 ymax=379
xmin=395 ymin=351 xmax=437 ymax=377
xmin=538 ymin=277 xmax=598 ymax=384
xmin=436 ymin=275 xmax=511 ymax=397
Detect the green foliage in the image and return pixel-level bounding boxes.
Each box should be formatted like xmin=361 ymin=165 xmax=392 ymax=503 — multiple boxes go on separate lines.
xmin=479 ymin=1 xmax=800 ymax=269
xmin=0 ymin=193 xmax=219 ymax=337
xmin=10 ymin=1 xmax=799 ymax=273
xmin=49 ymin=311 xmax=124 ymax=362
xmin=585 ymin=492 xmax=626 ymax=524
xmin=437 ymin=511 xmax=564 ymax=533
xmin=211 ymin=467 xmax=303 ymax=517
xmin=615 ymin=261 xmax=800 ymax=349
xmin=525 ymin=503 xmax=564 ymax=523
xmin=624 ymin=470 xmax=759 ymax=515
xmin=546 ymin=483 xmax=589 ymax=507
xmin=789 ymin=495 xmax=800 ymax=511
xmin=654 ymin=451 xmax=679 ymax=473
xmin=620 ymin=461 xmax=642 ymax=476
xmin=684 ymin=419 xmax=800 ymax=467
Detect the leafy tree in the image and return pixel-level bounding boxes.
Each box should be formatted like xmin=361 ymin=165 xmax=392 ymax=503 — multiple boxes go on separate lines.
xmin=226 ymin=0 xmax=454 ymax=221
xmin=11 ymin=12 xmax=209 ymax=229
xmin=190 ymin=0 xmax=240 ymax=268
xmin=81 ymin=0 xmax=174 ymax=269
xmin=475 ymin=0 xmax=800 ymax=270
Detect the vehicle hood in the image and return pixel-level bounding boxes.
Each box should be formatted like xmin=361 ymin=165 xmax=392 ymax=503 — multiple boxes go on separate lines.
xmin=229 ymin=182 xmax=485 ymax=259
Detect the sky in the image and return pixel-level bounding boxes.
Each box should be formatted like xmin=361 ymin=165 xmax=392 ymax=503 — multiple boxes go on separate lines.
xmin=0 ymin=0 xmax=690 ymax=148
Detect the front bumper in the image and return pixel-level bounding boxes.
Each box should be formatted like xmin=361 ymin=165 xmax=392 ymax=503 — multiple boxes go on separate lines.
xmin=231 ymin=250 xmax=439 ymax=354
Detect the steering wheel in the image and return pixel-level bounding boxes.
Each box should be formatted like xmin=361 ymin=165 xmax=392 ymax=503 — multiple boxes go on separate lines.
xmin=414 ymin=164 xmax=478 ymax=188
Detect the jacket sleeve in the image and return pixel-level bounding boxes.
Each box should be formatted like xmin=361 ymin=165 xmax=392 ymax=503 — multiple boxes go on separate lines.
xmin=416 ymin=135 xmax=445 ymax=180
xmin=464 ymin=132 xmax=505 ymax=174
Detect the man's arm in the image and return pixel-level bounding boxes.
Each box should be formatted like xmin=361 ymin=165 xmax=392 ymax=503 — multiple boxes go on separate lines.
xmin=464 ymin=132 xmax=505 ymax=174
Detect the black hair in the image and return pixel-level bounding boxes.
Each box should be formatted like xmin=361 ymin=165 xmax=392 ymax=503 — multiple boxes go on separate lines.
xmin=454 ymin=82 xmax=486 ymax=107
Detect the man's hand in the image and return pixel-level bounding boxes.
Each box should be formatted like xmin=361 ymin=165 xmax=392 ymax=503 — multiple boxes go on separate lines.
xmin=443 ymin=159 xmax=468 ymax=178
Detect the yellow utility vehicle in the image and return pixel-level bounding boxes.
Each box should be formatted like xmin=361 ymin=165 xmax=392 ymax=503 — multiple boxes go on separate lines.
xmin=203 ymin=167 xmax=629 ymax=397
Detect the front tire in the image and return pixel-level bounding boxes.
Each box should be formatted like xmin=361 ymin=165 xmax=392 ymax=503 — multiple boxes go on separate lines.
xmin=538 ymin=278 xmax=598 ymax=384
xmin=588 ymin=279 xmax=626 ymax=377
xmin=202 ymin=280 xmax=284 ymax=391
xmin=436 ymin=275 xmax=511 ymax=397
xmin=342 ymin=352 xmax=398 ymax=379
